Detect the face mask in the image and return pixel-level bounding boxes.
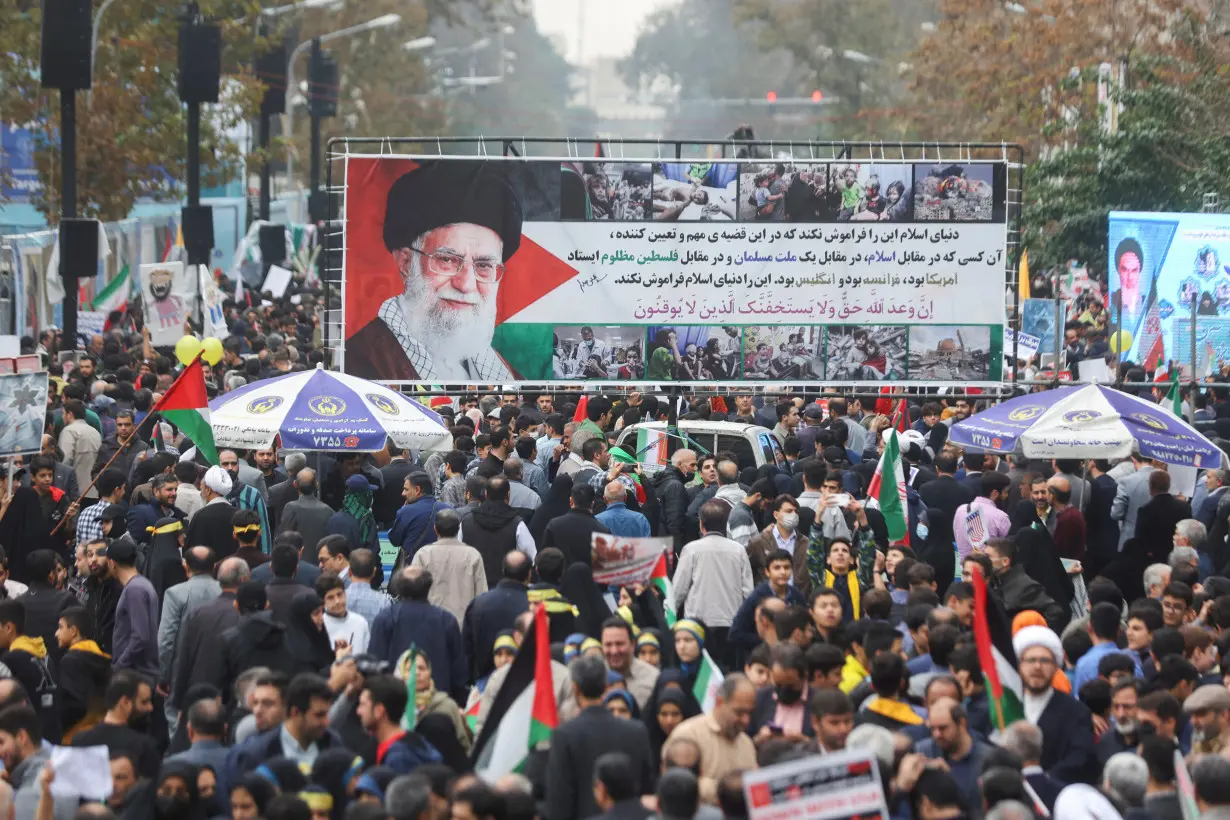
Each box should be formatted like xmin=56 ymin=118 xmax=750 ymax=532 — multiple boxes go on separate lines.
xmin=779 ymin=513 xmax=799 ymax=532
xmin=155 ymin=795 xmax=188 ymax=817
xmin=916 ymin=523 xmax=929 ymax=541
xmin=776 ymin=686 xmax=803 ymax=705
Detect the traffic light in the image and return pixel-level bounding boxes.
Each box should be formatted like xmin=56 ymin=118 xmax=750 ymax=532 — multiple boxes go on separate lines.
xmin=811 ymin=90 xmax=823 ymax=102
xmin=765 ymin=91 xmax=777 ymax=102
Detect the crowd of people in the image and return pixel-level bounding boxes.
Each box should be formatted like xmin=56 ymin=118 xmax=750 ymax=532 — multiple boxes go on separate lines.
xmin=5 ymin=314 xmax=1230 ymax=820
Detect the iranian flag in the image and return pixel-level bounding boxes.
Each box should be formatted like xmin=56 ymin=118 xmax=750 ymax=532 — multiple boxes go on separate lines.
xmin=1165 ymin=371 xmax=1182 ymax=418
xmin=867 ymin=429 xmax=908 ymax=545
xmin=693 ymin=650 xmax=724 ymax=713
xmin=92 ymin=264 xmax=131 ymax=315
xmin=971 ymin=565 xmax=1024 ymax=732
xmin=156 ymin=357 xmax=219 ymax=464
xmin=650 ymin=552 xmax=676 ymax=627
xmin=472 ymin=604 xmax=558 ymax=778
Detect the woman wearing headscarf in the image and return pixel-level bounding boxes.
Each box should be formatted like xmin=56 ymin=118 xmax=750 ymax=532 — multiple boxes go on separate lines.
xmin=310 ymin=749 xmax=365 ymax=820
xmin=530 ymin=474 xmax=573 ymax=545
xmin=636 ymin=630 xmax=662 ymax=669
xmin=352 ymin=765 xmax=398 ymax=807
xmin=152 ymin=760 xmax=208 ymax=820
xmin=285 ymin=591 xmax=336 ymax=674
xmin=671 ymin=619 xmax=708 ymax=693
xmin=229 ymin=772 xmax=278 ymax=819
xmin=145 ymin=517 xmax=187 ymax=605
xmin=603 ymin=688 xmax=640 ymax=720
xmin=402 ymin=649 xmax=470 ymax=753
xmin=254 ymin=757 xmax=309 ymax=793
xmin=325 ymin=474 xmax=379 ymax=552
xmin=559 ymin=562 xmax=611 ymax=638
xmin=641 ymin=669 xmax=701 ymax=768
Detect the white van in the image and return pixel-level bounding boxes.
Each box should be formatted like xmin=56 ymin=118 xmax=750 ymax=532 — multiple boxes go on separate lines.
xmin=615 ymin=420 xmax=786 ymax=475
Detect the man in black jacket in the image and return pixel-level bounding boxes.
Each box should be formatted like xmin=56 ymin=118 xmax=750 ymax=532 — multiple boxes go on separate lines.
xmin=460 ymin=476 xmax=532 ymax=589
xmin=84 ymin=539 xmax=121 ymax=655
xmin=462 ymin=551 xmax=530 ymax=683
xmin=542 ymin=484 xmax=611 ymax=569
xmin=169 ymin=557 xmax=246 ymax=711
xmin=217 ymin=581 xmax=299 ymax=702
xmin=1012 ymin=624 xmax=1098 ymax=785
xmin=265 ymin=544 xmax=309 ymax=625
xmin=986 ymin=538 xmax=1067 ymax=634
xmin=545 ymin=655 xmax=655 ymax=820
xmin=918 ymin=454 xmax=974 ymax=552
xmin=654 ymin=450 xmax=696 ymax=557
xmin=18 ymin=549 xmax=74 ymax=677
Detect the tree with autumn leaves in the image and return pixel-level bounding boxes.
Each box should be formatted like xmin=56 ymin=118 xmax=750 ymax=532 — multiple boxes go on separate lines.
xmin=1 ymin=0 xmax=269 ymax=223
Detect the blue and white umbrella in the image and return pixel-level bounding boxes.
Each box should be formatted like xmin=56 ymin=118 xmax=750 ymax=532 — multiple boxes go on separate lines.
xmin=209 ymin=364 xmax=451 ymax=453
xmin=949 ymin=384 xmax=1223 ymax=467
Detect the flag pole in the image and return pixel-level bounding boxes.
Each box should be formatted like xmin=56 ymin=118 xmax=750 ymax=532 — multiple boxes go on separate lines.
xmin=50 ymin=352 xmax=206 ymax=536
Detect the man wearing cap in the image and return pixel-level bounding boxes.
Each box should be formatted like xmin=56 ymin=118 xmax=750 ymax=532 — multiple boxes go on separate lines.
xmin=186 ymin=466 xmax=238 ymax=561
xmin=345 ymin=161 xmax=523 ymax=381
xmin=1186 ymin=684 xmax=1230 ymax=755
xmin=1013 ymin=624 xmax=1099 ymax=785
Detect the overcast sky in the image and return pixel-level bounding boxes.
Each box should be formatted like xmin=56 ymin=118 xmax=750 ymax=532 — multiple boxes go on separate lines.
xmin=533 ymin=0 xmax=679 ymax=64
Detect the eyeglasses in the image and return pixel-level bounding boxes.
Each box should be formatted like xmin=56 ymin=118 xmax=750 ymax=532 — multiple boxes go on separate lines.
xmin=410 ymin=246 xmax=505 ymax=284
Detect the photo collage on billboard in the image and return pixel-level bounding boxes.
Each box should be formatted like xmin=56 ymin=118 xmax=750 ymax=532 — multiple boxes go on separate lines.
xmin=339 ymin=155 xmax=1008 ymax=385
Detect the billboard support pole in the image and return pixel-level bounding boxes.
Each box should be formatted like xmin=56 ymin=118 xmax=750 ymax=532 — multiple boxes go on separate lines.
xmin=1053 ymin=268 xmax=1063 ymax=387
xmin=1114 ymin=289 xmax=1123 ymax=391
xmin=1192 ymin=293 xmax=1198 ymax=400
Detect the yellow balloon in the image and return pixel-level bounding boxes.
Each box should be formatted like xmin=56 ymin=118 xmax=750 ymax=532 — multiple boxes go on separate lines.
xmin=175 ymin=335 xmax=203 ymax=367
xmin=1109 ymin=330 xmax=1133 ymax=354
xmin=201 ymin=337 xmax=224 ymax=366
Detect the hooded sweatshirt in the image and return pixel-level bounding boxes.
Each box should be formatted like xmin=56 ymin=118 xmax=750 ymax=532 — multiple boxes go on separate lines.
xmin=3 ymin=635 xmax=60 ymax=741
xmin=462 ymin=501 xmax=524 ymax=589
xmin=59 ymin=639 xmax=111 ymax=742
xmin=221 ymin=611 xmax=300 ymax=694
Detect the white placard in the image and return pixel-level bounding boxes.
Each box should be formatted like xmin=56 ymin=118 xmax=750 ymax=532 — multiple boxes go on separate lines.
xmin=263 ymin=264 xmax=294 ymax=299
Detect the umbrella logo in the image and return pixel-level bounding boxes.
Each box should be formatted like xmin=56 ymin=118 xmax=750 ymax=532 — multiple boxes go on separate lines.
xmin=1130 ymin=412 xmax=1168 ymax=431
xmin=366 ymin=394 xmax=400 ymax=416
xmin=1062 ymin=410 xmax=1102 ymax=424
xmin=344 ymin=435 xmax=360 ymax=448
xmin=1008 ymin=405 xmax=1044 ymax=422
xmin=246 ymin=396 xmax=283 ymax=414
xmin=308 ymin=395 xmax=348 ymax=417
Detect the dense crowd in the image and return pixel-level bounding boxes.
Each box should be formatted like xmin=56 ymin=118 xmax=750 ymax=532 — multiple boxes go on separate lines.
xmin=5 ymin=312 xmax=1230 ymax=820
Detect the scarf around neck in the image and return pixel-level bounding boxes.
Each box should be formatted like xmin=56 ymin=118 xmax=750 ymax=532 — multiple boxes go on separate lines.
xmin=343 ymin=489 xmax=376 ymax=545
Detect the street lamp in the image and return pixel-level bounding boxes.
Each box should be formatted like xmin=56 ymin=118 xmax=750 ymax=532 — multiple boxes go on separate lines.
xmin=284 ymin=13 xmax=402 ymax=206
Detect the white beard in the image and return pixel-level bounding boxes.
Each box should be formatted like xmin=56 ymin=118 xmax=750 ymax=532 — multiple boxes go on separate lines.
xmin=400 ymin=260 xmax=498 ymax=371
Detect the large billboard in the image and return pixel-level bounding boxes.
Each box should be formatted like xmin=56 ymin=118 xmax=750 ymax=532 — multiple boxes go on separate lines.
xmin=340 ymin=157 xmax=1009 ymax=386
xmin=1109 ymin=211 xmax=1230 ymax=370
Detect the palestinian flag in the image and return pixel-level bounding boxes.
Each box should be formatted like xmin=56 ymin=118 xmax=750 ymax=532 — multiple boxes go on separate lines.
xmin=971 ymin=565 xmax=1024 ymax=732
xmin=463 ymin=696 xmax=481 ymax=735
xmin=155 ymin=357 xmax=219 ymax=465
xmin=693 ymin=649 xmax=724 ymax=713
xmin=650 ymin=553 xmax=676 ymax=627
xmin=93 ymin=264 xmax=130 ymax=314
xmin=573 ymin=395 xmax=589 ymax=424
xmin=472 ymin=604 xmax=558 ymax=779
xmin=867 ymin=429 xmax=908 ymax=545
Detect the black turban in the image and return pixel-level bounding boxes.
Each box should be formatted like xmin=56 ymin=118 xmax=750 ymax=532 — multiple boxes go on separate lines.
xmin=383 ymin=160 xmax=523 ymax=261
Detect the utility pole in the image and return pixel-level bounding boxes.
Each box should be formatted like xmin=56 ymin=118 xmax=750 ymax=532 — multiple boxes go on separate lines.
xmin=178 ymin=1 xmax=221 ymax=301
xmin=308 ymin=37 xmax=337 ymax=224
